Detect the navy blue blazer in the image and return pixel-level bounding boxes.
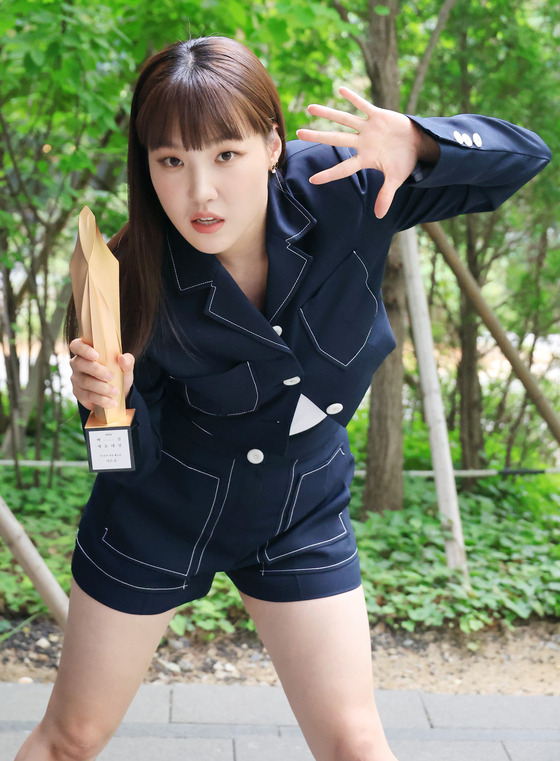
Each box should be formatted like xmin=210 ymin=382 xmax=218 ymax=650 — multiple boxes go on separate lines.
xmin=93 ymin=114 xmax=550 ymax=480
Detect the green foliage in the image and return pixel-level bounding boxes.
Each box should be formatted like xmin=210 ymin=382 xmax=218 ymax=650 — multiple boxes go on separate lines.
xmin=357 ymin=479 xmax=560 ymax=633
xmin=0 ymin=464 xmax=93 ymax=615
xmin=169 ymin=574 xmax=252 ymax=639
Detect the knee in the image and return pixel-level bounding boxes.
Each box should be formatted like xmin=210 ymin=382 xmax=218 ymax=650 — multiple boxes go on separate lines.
xmin=41 ymin=716 xmax=114 ymax=761
xmin=332 ymin=735 xmax=378 ymax=761
xmin=330 ymin=718 xmax=395 ymax=761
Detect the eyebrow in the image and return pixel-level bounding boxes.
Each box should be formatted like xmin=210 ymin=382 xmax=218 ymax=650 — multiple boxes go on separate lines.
xmin=152 ymin=142 xmax=183 ymax=151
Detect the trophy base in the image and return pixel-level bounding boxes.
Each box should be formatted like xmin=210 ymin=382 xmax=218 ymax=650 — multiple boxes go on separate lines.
xmin=84 ymin=409 xmax=136 ymax=472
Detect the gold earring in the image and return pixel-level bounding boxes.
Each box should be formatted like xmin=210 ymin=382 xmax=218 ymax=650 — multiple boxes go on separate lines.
xmin=270 ymin=162 xmax=278 ymax=175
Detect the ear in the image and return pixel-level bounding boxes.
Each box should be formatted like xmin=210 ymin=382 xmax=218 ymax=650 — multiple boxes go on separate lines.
xmin=267 ymin=123 xmax=282 ymax=165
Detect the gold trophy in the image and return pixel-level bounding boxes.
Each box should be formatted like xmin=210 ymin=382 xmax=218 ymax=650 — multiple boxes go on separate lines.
xmin=70 ymin=206 xmax=136 ymax=472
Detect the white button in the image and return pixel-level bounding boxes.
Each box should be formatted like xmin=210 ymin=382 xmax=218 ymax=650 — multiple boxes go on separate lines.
xmin=247 ymin=449 xmax=264 ymax=464
xmin=326 ymin=403 xmax=344 ymax=415
xmin=473 ymin=132 xmax=482 ymax=147
xmin=283 ymin=376 xmax=301 ymax=386
xmin=272 ymin=325 xmax=283 ymax=335
xmin=461 ymin=133 xmax=473 ymax=147
xmin=453 ymin=130 xmax=464 ymax=144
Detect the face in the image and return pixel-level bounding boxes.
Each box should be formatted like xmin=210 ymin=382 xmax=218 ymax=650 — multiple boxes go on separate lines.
xmin=148 ymin=128 xmax=282 ymax=263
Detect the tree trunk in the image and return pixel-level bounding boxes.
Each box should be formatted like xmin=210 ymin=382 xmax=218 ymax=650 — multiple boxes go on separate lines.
xmin=1 ymin=280 xmax=72 ymax=456
xmin=363 ymin=232 xmax=406 ymax=514
xmin=362 ymin=0 xmax=405 ymax=514
xmin=456 ymin=216 xmax=484 ymax=471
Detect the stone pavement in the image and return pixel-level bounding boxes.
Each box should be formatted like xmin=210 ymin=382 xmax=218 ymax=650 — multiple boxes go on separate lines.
xmin=0 ymin=682 xmax=559 ymax=761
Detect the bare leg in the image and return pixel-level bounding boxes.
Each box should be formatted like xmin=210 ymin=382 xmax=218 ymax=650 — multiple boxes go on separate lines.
xmin=15 ymin=579 xmax=177 ymax=761
xmin=240 ymin=585 xmax=398 ymax=761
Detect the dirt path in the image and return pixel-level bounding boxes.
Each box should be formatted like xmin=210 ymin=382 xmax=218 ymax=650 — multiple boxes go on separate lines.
xmin=2 ymin=617 xmax=559 ymax=695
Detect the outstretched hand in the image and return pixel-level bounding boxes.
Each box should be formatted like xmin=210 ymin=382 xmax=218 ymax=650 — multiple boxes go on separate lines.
xmin=296 ymin=86 xmax=439 ymax=219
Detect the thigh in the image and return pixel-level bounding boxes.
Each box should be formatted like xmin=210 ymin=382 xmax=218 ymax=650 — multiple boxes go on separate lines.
xmin=43 ymin=578 xmax=176 ymax=742
xmin=240 ymin=587 xmax=396 ymax=761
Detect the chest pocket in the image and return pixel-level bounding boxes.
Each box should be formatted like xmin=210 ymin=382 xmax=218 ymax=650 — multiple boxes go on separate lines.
xmin=299 ymin=250 xmax=379 ymax=368
xmin=184 ymin=361 xmax=259 ymax=416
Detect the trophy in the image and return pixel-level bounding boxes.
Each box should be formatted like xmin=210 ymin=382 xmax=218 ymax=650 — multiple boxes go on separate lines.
xmin=70 ymin=206 xmax=136 ymax=472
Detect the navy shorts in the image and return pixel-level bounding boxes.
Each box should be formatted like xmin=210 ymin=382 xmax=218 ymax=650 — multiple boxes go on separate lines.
xmin=71 ymin=416 xmax=361 ymax=615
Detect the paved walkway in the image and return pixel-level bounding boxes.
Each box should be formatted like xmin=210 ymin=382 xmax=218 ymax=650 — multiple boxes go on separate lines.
xmin=0 ymin=682 xmax=559 ymax=760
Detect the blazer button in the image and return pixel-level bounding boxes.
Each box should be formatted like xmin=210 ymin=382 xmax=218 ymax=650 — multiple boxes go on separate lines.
xmin=453 ymin=130 xmax=464 ymax=144
xmin=473 ymin=132 xmax=482 ymax=147
xmin=283 ymin=376 xmax=301 ymax=386
xmin=272 ymin=325 xmax=283 ymax=335
xmin=247 ymin=449 xmax=264 ymax=464
xmin=461 ymin=133 xmax=473 ymax=147
xmin=326 ymin=403 xmax=344 ymax=415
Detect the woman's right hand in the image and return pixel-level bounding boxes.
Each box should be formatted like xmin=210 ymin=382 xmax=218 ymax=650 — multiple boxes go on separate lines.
xmin=69 ymin=338 xmax=135 ymax=411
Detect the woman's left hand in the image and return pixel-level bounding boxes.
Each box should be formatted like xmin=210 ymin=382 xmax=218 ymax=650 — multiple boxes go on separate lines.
xmin=296 ymin=86 xmax=440 ymax=219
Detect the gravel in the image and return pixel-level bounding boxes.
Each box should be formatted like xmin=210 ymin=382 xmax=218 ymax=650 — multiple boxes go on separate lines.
xmin=1 ymin=616 xmax=559 ymax=695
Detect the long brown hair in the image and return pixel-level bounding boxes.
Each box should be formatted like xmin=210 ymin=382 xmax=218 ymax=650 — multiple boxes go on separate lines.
xmin=66 ymin=36 xmax=287 ymax=358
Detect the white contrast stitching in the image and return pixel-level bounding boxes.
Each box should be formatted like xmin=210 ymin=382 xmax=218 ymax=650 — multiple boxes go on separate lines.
xmin=76 ymin=532 xmax=187 ymax=591
xmin=268 ymin=249 xmax=308 ymax=323
xmin=262 ymin=547 xmax=359 ymax=574
xmin=264 ymin=512 xmax=348 ymax=562
xmin=184 ymin=362 xmax=259 ymax=416
xmin=194 ymin=460 xmax=235 ymax=575
xmin=268 ymin=176 xmax=314 ymax=323
xmin=191 ymin=421 xmax=213 ymax=436
xmin=275 ymin=458 xmax=298 ymax=535
xmin=160 ymin=450 xmax=221 ymax=582
xmin=299 ymin=250 xmax=379 ymax=367
xmin=274 ymin=173 xmax=314 ymax=241
xmin=166 ymin=233 xmax=213 ymax=292
xmin=102 ymin=528 xmax=187 ymax=578
xmin=207 ymin=286 xmax=287 ymax=348
xmin=286 ymin=446 xmax=344 ymax=528
xmin=99 ymin=450 xmax=221 ymax=582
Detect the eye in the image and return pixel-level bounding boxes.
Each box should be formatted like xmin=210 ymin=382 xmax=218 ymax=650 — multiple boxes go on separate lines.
xmin=217 ymin=150 xmax=237 ymax=163
xmin=158 ymin=156 xmax=183 ymax=168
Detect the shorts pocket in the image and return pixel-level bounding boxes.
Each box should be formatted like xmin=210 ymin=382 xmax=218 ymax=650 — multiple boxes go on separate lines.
xmin=101 ymin=450 xmax=228 ymax=582
xmin=261 ymin=444 xmax=357 ymax=573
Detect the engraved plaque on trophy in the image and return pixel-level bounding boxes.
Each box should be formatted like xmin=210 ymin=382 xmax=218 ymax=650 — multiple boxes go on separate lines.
xmin=70 ymin=206 xmax=136 ymax=472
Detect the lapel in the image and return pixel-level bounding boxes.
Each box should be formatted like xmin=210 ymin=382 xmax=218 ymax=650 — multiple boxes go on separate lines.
xmin=166 ymin=174 xmax=316 ymax=350
xmin=263 ymin=173 xmax=316 ymax=322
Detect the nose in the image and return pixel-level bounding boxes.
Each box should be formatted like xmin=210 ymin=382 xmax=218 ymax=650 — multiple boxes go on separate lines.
xmin=187 ymin=163 xmax=218 ymax=205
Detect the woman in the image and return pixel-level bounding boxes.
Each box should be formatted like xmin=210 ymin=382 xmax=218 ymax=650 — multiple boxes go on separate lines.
xmin=16 ymin=36 xmax=550 ymax=761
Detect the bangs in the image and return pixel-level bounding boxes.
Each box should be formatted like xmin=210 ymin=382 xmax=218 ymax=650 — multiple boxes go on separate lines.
xmin=136 ymin=71 xmax=270 ymax=152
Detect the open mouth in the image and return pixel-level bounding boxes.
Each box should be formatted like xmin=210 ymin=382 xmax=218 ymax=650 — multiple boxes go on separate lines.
xmin=191 ymin=217 xmax=225 ymax=233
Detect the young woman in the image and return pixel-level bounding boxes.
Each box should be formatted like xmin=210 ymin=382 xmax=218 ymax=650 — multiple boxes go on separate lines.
xmin=16 ymin=35 xmax=550 ymax=761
